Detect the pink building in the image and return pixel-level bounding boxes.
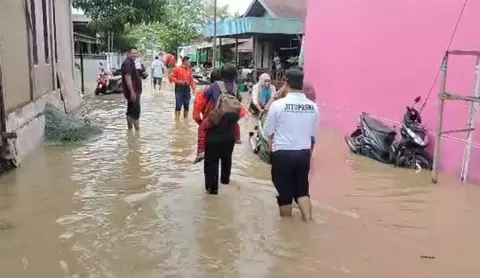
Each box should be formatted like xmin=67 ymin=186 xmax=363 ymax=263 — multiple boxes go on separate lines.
xmin=303 ymin=0 xmax=480 ymax=182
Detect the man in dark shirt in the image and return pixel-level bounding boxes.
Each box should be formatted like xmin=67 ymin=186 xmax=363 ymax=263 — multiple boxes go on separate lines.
xmin=121 ymin=47 xmax=142 ymax=131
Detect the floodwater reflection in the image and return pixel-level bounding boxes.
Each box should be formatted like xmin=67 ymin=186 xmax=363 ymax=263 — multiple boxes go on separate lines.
xmin=0 ymin=86 xmax=479 ymax=277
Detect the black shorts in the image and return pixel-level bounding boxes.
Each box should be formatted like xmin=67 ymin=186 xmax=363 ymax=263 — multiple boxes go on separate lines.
xmin=153 ymin=77 xmax=162 ymax=85
xmin=126 ymin=97 xmax=141 ymax=120
xmin=271 ymin=149 xmax=311 ymax=206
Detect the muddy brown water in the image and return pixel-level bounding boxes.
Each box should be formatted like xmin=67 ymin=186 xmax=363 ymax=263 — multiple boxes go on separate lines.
xmin=1 ymin=85 xmax=480 ymax=278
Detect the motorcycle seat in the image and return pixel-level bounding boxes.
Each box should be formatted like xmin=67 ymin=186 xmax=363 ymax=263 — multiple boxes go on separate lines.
xmin=363 ymin=114 xmax=395 ymax=135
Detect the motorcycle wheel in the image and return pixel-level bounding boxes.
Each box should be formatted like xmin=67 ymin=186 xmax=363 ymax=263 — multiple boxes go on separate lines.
xmin=252 ymin=136 xmax=261 ymax=154
xmin=95 ymin=88 xmax=100 ymax=95
xmin=344 ymin=136 xmax=358 ymax=153
xmin=397 ymin=153 xmax=432 ymax=172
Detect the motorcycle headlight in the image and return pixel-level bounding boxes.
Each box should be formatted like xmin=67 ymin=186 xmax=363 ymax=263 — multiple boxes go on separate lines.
xmin=405 ymin=127 xmax=428 ymax=146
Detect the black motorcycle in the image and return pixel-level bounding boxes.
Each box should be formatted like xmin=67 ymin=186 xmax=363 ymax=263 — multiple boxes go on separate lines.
xmin=345 ymin=96 xmax=433 ymax=171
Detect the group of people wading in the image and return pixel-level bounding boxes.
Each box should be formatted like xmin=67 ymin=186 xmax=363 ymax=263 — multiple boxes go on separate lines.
xmin=121 ymin=47 xmax=320 ymax=222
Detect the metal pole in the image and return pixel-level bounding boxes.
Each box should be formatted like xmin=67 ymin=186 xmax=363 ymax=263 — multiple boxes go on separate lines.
xmin=235 ymin=37 xmax=239 ymax=68
xmin=0 ymin=57 xmax=6 ymax=137
xmin=252 ymin=36 xmax=258 ymax=82
xmin=212 ymin=0 xmax=217 ymax=68
xmin=460 ymin=57 xmax=480 ymax=182
xmin=80 ymin=43 xmax=85 ymax=94
xmin=431 ymin=53 xmax=449 ymax=183
xmin=219 ymin=37 xmax=222 ymax=65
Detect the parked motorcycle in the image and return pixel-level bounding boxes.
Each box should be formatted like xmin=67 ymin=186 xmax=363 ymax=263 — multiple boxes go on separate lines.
xmin=95 ymin=62 xmax=123 ymax=95
xmin=193 ymin=73 xmax=210 ymax=85
xmin=344 ymin=96 xmax=433 ymax=171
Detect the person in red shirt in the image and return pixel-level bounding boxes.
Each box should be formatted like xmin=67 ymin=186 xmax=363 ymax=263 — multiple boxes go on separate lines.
xmin=192 ymin=68 xmax=246 ymax=163
xmin=169 ymin=57 xmax=195 ymax=119
xmin=192 ymin=65 xmax=245 ymax=194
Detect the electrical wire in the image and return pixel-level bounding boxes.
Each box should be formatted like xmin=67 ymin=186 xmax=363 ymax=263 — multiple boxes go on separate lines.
xmin=420 ymin=0 xmax=469 ymax=112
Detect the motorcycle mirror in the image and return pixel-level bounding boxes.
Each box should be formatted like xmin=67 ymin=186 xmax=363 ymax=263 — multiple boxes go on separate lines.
xmin=99 ymin=62 xmax=103 ymax=66
xmin=414 ymin=96 xmax=421 ymax=103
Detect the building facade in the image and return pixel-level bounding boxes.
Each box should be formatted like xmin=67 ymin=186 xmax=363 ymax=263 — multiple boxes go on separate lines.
xmin=0 ymin=0 xmax=83 ymax=168
xmin=304 ymin=0 xmax=480 ymax=182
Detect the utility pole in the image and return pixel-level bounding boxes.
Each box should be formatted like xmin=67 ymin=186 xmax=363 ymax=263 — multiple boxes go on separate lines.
xmin=212 ymin=0 xmax=217 ymax=68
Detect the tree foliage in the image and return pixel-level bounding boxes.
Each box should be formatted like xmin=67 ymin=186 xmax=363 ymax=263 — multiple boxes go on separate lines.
xmin=128 ymin=0 xmax=233 ymax=53
xmin=72 ymin=0 xmax=168 ymax=32
xmin=73 ymin=0 xmax=233 ymax=53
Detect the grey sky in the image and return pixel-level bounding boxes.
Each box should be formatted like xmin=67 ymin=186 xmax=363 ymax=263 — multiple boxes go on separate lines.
xmin=218 ymin=0 xmax=251 ymax=15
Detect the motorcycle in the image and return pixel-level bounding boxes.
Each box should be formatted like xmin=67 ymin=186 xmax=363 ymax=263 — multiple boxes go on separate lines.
xmin=193 ymin=73 xmax=210 ymax=85
xmin=95 ymin=68 xmax=109 ymax=95
xmin=344 ymin=96 xmax=433 ymax=171
xmin=250 ymin=110 xmax=272 ymax=164
xmin=95 ymin=62 xmax=123 ymax=95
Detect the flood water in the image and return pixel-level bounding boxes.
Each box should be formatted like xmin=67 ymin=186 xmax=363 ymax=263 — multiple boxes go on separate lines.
xmin=1 ymin=84 xmax=480 ymax=277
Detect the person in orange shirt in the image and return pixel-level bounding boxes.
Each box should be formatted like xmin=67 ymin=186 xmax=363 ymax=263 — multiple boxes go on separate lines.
xmin=169 ymin=57 xmax=195 ymax=119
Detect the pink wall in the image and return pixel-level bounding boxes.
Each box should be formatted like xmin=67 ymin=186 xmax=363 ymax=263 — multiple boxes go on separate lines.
xmin=304 ymin=0 xmax=480 ymax=183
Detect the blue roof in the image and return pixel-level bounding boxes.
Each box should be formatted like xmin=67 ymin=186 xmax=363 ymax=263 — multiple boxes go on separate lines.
xmin=203 ymin=17 xmax=304 ymax=38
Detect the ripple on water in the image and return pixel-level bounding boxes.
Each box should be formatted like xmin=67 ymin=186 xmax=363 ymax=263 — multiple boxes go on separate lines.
xmin=1 ymin=89 xmax=480 ymax=277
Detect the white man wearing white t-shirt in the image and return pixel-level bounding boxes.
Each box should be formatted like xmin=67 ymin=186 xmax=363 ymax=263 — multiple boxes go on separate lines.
xmin=264 ymin=68 xmax=320 ymax=222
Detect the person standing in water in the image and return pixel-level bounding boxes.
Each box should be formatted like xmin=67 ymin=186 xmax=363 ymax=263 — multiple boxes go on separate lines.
xmin=264 ymin=68 xmax=319 ymax=222
xmin=248 ymin=73 xmax=276 ymax=136
xmin=121 ymin=47 xmax=143 ymax=131
xmin=169 ymin=57 xmax=195 ymax=119
xmin=151 ymin=56 xmax=165 ymax=92
xmin=201 ymin=64 xmax=242 ymax=194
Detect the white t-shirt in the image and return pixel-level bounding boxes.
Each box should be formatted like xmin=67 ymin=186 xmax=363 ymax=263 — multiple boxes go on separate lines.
xmin=151 ymin=59 xmax=165 ymax=78
xmin=273 ymin=56 xmax=282 ymax=70
xmin=264 ymin=92 xmax=320 ymax=152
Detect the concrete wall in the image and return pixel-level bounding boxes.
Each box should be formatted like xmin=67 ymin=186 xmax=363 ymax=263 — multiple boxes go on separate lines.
xmin=73 ymin=53 xmax=124 ymax=94
xmin=0 ymin=0 xmax=83 ymax=166
xmin=74 ymin=55 xmax=107 ymax=93
xmin=304 ymin=0 xmax=480 ymax=182
xmin=0 ymin=0 xmax=33 ymax=111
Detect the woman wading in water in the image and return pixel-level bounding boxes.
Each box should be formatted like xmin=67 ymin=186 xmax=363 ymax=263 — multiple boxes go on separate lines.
xmin=193 ymin=65 xmax=243 ymax=194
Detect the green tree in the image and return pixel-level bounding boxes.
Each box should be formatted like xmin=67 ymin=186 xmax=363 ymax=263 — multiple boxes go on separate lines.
xmin=128 ymin=0 xmax=233 ymax=53
xmin=72 ymin=0 xmax=168 ymax=32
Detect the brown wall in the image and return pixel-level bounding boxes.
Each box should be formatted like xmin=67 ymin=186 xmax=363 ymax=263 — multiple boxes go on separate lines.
xmin=54 ymin=0 xmax=75 ymax=82
xmin=0 ymin=0 xmax=32 ymax=111
xmin=0 ymin=0 xmax=74 ymax=113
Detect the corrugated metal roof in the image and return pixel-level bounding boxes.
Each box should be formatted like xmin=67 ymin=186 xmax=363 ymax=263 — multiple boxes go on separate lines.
xmin=230 ymin=39 xmax=253 ymax=52
xmin=203 ymin=17 xmax=304 ymax=38
xmin=244 ymin=0 xmax=306 ymax=19
xmin=262 ymin=0 xmax=306 ymax=18
xmin=73 ymin=32 xmax=98 ymax=43
xmin=180 ymin=39 xmax=251 ymax=50
xmin=72 ymin=13 xmax=90 ymax=23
